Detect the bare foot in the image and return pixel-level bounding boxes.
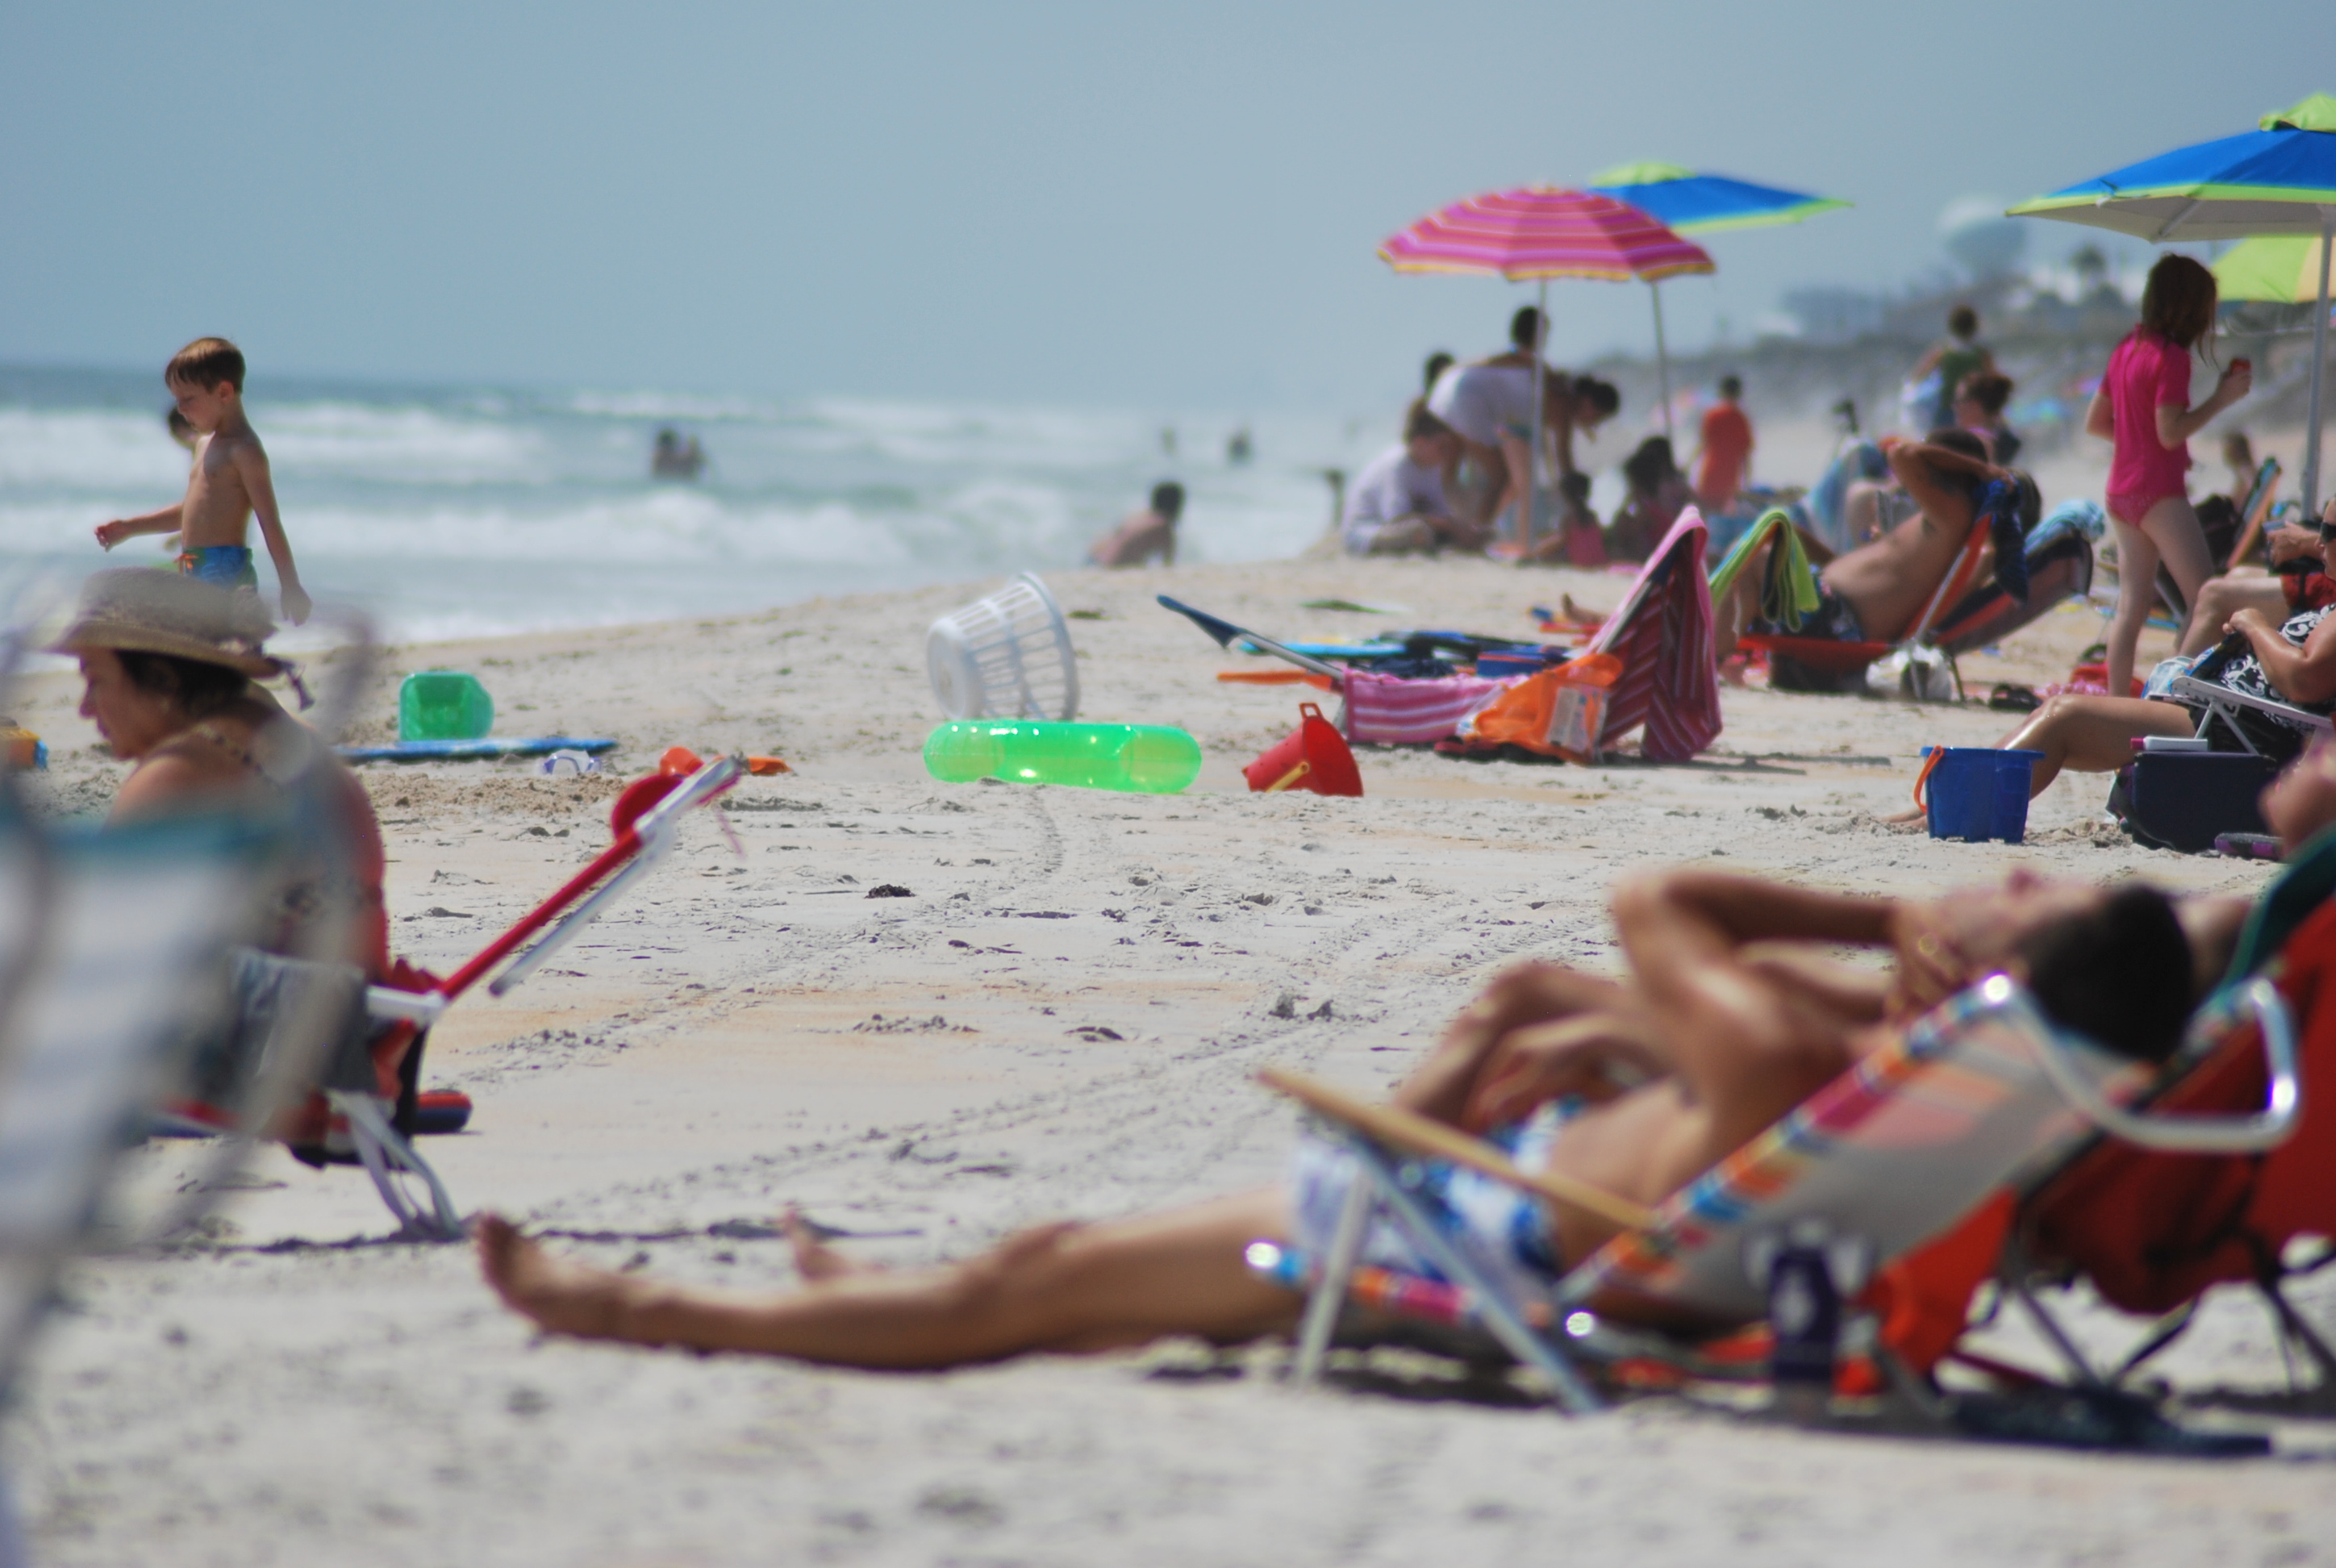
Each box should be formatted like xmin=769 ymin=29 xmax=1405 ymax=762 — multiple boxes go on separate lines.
xmin=475 ymin=1213 xmax=640 ymax=1341
xmin=1559 ymin=594 xmax=1606 ymax=629
xmin=782 ymin=1207 xmax=870 ymax=1282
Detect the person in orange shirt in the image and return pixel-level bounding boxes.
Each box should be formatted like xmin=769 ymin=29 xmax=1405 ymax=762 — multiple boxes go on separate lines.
xmin=1692 ymin=374 xmax=1754 ymax=514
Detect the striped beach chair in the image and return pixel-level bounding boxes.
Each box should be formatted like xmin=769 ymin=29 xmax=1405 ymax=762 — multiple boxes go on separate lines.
xmin=1252 ymin=972 xmax=2299 ymax=1449
xmin=1442 ymin=511 xmax=1720 ymax=763
xmin=0 ymin=802 xmax=286 ymax=1563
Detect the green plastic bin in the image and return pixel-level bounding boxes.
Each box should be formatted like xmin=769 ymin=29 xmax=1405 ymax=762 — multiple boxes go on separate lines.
xmin=398 ymin=671 xmax=495 ymax=741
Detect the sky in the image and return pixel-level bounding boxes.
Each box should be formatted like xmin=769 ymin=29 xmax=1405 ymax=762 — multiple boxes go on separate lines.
xmin=1 ymin=2 xmax=2326 ymax=413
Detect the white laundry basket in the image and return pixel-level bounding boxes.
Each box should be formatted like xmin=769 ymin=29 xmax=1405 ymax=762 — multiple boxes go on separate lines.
xmin=926 ymin=573 xmax=1080 ymax=721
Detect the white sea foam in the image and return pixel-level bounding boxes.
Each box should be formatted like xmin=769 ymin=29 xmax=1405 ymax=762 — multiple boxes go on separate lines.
xmin=0 ymin=368 xmax=1365 ymax=642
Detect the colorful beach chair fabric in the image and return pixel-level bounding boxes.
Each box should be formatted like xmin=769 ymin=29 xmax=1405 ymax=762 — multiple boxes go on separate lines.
xmin=1341 ymin=669 xmax=1512 ymax=744
xmin=1706 ymin=509 xmax=1819 ymax=632
xmin=0 ymin=804 xmax=284 ymax=1561
xmin=1448 ymin=509 xmax=1720 ymax=762
xmin=1256 ymin=972 xmax=2299 ymax=1434
xmin=2014 ymin=838 xmax=2336 ymax=1392
xmin=154 ymin=948 xmax=463 ymax=1238
xmin=1928 ymin=502 xmax=2100 ymax=658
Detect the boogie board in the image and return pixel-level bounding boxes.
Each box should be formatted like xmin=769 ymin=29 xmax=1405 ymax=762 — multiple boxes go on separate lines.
xmin=336 ymin=736 xmax=619 ymax=763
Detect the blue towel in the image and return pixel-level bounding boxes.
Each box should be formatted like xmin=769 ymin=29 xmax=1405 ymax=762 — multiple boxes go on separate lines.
xmin=1978 ymin=481 xmax=2029 ymax=602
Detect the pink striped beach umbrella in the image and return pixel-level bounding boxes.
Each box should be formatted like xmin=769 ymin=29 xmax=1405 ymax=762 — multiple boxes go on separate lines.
xmin=1379 ymin=186 xmax=1715 ymax=443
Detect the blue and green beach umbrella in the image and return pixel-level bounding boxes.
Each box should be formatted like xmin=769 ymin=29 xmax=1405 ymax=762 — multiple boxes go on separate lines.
xmin=1587 ymin=163 xmax=1850 ymax=236
xmin=1583 ymin=163 xmax=1850 ymax=436
xmin=2009 ymin=94 xmax=2336 ymax=510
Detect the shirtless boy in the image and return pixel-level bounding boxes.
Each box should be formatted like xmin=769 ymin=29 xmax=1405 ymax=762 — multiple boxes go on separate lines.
xmin=94 ymin=338 xmax=311 ymax=624
xmin=1716 ymin=432 xmax=2036 ymax=657
xmin=478 ymin=866 xmax=2188 ymax=1369
xmin=1088 ymin=482 xmax=1184 ymax=569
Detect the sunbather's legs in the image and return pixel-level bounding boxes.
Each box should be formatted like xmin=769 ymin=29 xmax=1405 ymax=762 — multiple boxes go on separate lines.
xmin=2178 ymin=573 xmax=2286 ymax=657
xmin=1996 ymin=694 xmax=2195 ymax=794
xmin=1451 ymin=437 xmax=1507 ymax=528
xmin=1712 ymin=537 xmax=1775 ymax=657
xmin=478 ymin=1189 xmax=1300 ymax=1369
xmin=2105 ymin=498 xmax=2214 ymax=696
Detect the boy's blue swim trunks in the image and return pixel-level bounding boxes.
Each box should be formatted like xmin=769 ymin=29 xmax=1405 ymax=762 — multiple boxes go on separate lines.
xmin=177 ymin=545 xmax=259 ymax=591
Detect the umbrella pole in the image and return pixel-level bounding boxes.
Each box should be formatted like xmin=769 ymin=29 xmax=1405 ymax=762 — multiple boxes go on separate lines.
xmin=1525 ymin=277 xmax=1546 ymax=553
xmin=1650 ymin=281 xmax=1674 ymax=442
xmin=2306 ymin=213 xmax=2333 ymax=517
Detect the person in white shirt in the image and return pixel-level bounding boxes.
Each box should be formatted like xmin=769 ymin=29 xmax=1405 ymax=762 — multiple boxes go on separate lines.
xmin=1427 ymin=309 xmax=1619 ymax=534
xmin=1341 ymin=406 xmax=1485 ymax=555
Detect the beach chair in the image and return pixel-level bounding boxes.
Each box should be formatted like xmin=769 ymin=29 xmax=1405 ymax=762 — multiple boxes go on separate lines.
xmin=1248 ymin=972 xmax=2298 ymax=1450
xmin=2167 ymin=669 xmax=2336 ymax=759
xmin=2224 ymin=457 xmax=2286 ymax=571
xmin=0 ymin=795 xmax=294 ymax=1563
xmin=1928 ymin=502 xmax=2100 ymax=659
xmin=1444 ymin=510 xmax=1719 ymax=762
xmin=155 ymin=755 xmax=745 ymax=1238
xmin=2007 ymin=839 xmax=2336 ymax=1412
xmin=1733 ymin=504 xmax=1993 ymax=697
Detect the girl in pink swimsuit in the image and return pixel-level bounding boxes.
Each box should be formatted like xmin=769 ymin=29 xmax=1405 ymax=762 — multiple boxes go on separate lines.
xmin=2089 ymin=254 xmax=2253 ymax=698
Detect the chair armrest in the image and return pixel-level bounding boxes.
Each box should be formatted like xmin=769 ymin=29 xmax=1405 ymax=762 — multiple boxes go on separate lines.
xmin=365 ymin=987 xmax=447 ymax=1027
xmin=1256 ymin=1065 xmax=1656 ymax=1229
xmin=2167 ymin=676 xmax=2336 ymax=733
xmin=2011 ymin=974 xmax=2302 ymax=1154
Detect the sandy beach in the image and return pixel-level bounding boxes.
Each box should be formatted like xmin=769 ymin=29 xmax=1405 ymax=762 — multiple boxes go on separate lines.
xmin=6 ymin=549 xmax=2335 ymax=1567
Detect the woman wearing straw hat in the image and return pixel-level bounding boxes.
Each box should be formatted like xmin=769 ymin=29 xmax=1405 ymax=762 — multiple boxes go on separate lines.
xmin=52 ymin=569 xmax=388 ymax=978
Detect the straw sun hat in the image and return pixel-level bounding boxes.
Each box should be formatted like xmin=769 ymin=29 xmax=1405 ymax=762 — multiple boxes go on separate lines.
xmin=51 ymin=569 xmax=288 ymax=681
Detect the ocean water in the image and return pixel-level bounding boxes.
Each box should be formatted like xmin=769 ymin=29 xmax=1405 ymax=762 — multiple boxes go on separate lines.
xmin=0 ymin=364 xmax=1366 ymax=647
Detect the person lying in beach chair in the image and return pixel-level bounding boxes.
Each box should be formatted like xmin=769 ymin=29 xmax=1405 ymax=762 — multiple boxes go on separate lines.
xmin=2177 ymin=489 xmax=2330 ymax=661
xmin=473 ymin=865 xmax=2196 ymax=1382
xmin=1716 ymin=434 xmax=2042 ymax=694
xmin=1975 ymin=506 xmax=2336 ymax=803
xmin=1443 ymin=507 xmax=1720 ymax=762
xmin=1991 ymin=742 xmax=2336 ymax=1416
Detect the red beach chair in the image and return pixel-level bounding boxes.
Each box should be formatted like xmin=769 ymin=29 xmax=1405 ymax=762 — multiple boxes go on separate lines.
xmin=157 ymin=757 xmax=745 ymax=1237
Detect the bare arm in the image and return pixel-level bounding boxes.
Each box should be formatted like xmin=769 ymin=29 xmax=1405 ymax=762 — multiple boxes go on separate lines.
xmin=1550 ymin=407 xmax=1579 ymax=478
xmin=1495 ymin=432 xmax=1533 ymax=525
xmin=1609 ymin=871 xmax=1873 ymax=1133
xmin=231 ymin=444 xmax=309 ymax=623
xmin=106 ymin=754 xmax=214 ymax=824
xmin=1886 ymin=439 xmax=1999 ymax=535
xmin=2155 ymin=362 xmax=2252 ymax=449
xmin=94 ymin=503 xmax=185 ymax=549
xmin=2225 ymin=605 xmax=2336 ymax=707
xmin=1614 ymin=870 xmax=1896 ymax=950
xmin=2085 ymin=388 xmax=2114 ymax=441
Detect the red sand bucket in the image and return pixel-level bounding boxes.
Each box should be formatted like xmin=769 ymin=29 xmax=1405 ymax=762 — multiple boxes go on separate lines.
xmin=1243 ymin=703 xmax=1362 ymax=796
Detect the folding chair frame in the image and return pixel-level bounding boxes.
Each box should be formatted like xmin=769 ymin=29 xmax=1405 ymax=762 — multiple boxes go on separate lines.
xmin=2169 ymin=672 xmax=2336 ymax=757
xmin=1737 ymin=505 xmax=1994 ymax=699
xmin=1261 ymin=976 xmax=2303 ymax=1433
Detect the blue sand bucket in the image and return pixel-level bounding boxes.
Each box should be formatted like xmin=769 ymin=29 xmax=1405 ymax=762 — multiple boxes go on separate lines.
xmin=1915 ymin=747 xmax=2043 ymax=844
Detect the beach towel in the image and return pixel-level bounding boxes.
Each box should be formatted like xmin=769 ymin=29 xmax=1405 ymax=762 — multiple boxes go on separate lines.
xmin=1707 ymin=509 xmax=1820 ymax=632
xmin=1591 ymin=509 xmax=1721 ymax=762
xmin=1445 ymin=510 xmax=1720 ymax=763
xmin=1341 ymin=669 xmax=1512 ymax=744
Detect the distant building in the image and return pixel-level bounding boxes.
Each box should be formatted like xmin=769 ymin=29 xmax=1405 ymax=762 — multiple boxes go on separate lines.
xmin=1781 ymin=287 xmax=1886 ymax=345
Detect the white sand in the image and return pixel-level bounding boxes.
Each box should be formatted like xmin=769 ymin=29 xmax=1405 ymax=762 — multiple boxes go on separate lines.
xmin=6 ymin=551 xmax=2334 ymax=1566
